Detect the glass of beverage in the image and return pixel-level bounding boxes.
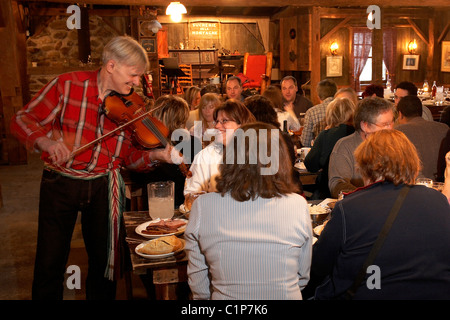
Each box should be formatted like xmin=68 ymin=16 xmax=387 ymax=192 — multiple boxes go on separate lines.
xmin=147 ymin=181 xmax=175 ymax=220
xmin=436 ymin=86 xmax=444 ymax=106
xmin=415 ymin=178 xmax=433 ymax=188
xmin=338 ymin=189 xmax=353 ymax=201
xmin=432 ymin=182 xmax=444 ymax=192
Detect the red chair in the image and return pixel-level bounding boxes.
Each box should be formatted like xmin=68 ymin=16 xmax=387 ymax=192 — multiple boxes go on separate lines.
xmin=240 ymin=52 xmax=273 ymax=94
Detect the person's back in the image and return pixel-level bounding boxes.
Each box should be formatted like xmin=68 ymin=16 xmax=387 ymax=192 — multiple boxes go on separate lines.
xmin=314 ymin=183 xmax=450 ymax=299
xmin=395 ymin=95 xmax=449 ymax=179
xmin=396 ymin=119 xmax=448 ymax=179
xmin=188 ymin=192 xmax=311 ymax=299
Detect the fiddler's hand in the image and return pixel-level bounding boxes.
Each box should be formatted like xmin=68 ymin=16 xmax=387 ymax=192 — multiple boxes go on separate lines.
xmin=148 ymin=144 xmax=183 ymax=165
xmin=35 ymin=137 xmax=71 ymax=165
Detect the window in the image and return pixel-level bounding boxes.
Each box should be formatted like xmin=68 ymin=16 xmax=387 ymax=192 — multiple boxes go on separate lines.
xmin=359 ymin=47 xmax=388 ymax=82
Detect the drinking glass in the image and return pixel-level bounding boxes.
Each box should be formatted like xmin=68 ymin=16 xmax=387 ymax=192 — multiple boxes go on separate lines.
xmin=147 ymin=181 xmax=175 ymax=220
xmin=415 ymin=178 xmax=433 ymax=188
xmin=432 ymin=182 xmax=444 ymax=192
xmin=436 ymin=86 xmax=444 ymax=106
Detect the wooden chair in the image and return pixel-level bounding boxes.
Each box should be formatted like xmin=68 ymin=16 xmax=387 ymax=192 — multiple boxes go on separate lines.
xmin=241 ymin=52 xmax=273 ymax=94
xmin=159 ymin=63 xmax=193 ymax=96
xmin=177 ymin=64 xmax=193 ymax=91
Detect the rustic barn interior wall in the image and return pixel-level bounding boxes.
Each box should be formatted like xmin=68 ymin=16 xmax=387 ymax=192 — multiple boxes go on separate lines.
xmin=27 ymin=15 xmax=123 ymax=97
xmin=163 ymin=22 xmax=265 ymax=55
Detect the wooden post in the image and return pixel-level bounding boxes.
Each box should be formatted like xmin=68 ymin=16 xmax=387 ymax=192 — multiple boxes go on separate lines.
xmin=372 ymin=27 xmax=383 ymax=85
xmin=77 ymin=5 xmax=91 ymax=64
xmin=0 ymin=0 xmax=28 ymax=164
xmin=310 ymin=7 xmax=321 ymax=105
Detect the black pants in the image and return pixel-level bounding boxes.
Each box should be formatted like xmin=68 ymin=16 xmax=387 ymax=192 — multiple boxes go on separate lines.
xmin=32 ymin=169 xmax=116 ymax=300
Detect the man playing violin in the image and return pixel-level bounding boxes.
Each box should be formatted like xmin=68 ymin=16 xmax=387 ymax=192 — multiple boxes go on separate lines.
xmin=10 ymin=35 xmax=174 ymax=300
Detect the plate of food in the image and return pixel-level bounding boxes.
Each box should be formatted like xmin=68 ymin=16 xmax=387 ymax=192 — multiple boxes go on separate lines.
xmin=135 ymin=235 xmax=185 ymax=259
xmin=135 ymin=218 xmax=188 ymax=238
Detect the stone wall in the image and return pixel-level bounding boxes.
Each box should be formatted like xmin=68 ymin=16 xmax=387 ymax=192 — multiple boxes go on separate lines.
xmin=27 ymin=15 xmax=122 ymax=96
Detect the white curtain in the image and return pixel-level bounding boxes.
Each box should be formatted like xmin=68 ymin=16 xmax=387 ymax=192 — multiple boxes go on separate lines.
xmin=256 ymin=18 xmax=269 ymax=52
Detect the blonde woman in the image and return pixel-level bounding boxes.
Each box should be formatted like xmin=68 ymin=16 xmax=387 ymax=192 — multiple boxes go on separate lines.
xmin=304 ymin=97 xmax=356 ymax=199
xmin=189 ymin=93 xmax=222 ymax=147
xmin=185 ymin=86 xmax=202 ymax=129
xmin=184 ymin=86 xmax=201 ymax=110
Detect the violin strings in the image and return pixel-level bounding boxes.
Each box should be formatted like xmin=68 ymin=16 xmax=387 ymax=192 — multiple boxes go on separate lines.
xmin=141 ymin=117 xmax=168 ymax=147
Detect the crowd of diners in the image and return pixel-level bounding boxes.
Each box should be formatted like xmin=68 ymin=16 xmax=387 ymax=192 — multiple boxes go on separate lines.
xmin=10 ymin=35 xmax=450 ymax=300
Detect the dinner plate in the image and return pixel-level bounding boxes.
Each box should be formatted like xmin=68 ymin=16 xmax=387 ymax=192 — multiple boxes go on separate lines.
xmin=135 ymin=239 xmax=185 ymax=259
xmin=135 ymin=218 xmax=188 ymax=239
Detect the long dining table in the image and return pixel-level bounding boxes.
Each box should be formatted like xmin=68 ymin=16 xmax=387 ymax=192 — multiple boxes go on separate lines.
xmin=123 ymin=209 xmax=189 ymax=300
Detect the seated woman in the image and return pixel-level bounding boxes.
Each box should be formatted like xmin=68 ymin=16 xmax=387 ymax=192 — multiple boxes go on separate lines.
xmin=244 ymin=94 xmax=304 ymax=195
xmin=263 ymin=85 xmax=301 ymax=131
xmin=185 ymin=122 xmax=313 ymax=300
xmin=128 ymin=95 xmax=200 ymax=208
xmin=189 ymin=93 xmax=222 ymax=148
xmin=184 ymin=86 xmax=201 ymax=111
xmin=306 ymin=129 xmax=450 ymax=300
xmin=184 ymin=99 xmax=255 ymax=196
xmin=184 ymin=86 xmax=202 ymax=129
xmin=304 ymin=97 xmax=356 ymax=199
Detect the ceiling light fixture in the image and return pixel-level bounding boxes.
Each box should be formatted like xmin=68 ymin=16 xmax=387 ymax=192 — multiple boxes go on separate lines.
xmin=166 ymin=2 xmax=187 ymax=23
xmin=148 ymin=20 xmax=162 ymax=33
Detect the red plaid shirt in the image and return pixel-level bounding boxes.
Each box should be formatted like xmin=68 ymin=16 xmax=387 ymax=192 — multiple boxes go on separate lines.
xmin=11 ymin=70 xmax=155 ymax=174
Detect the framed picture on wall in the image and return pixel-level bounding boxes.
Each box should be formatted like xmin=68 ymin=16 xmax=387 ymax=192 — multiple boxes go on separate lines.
xmin=442 ymin=41 xmax=450 ymax=72
xmin=141 ymin=38 xmax=156 ymax=54
xmin=402 ymin=54 xmax=419 ymax=70
xmin=326 ymin=56 xmax=342 ymax=77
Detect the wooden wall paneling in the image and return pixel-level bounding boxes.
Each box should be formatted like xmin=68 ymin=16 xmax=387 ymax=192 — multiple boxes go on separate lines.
xmin=427 ymin=17 xmax=438 ymax=82
xmin=279 ymin=15 xmax=298 ymax=71
xmin=0 ymin=0 xmax=28 ymax=164
xmin=319 ymin=19 xmax=350 ymax=86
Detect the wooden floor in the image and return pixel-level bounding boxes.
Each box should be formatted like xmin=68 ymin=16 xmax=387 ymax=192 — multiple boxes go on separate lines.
xmin=0 ymin=152 xmax=149 ymax=300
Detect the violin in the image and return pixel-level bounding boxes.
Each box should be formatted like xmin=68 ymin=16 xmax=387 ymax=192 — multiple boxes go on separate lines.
xmin=103 ymin=90 xmax=191 ymax=178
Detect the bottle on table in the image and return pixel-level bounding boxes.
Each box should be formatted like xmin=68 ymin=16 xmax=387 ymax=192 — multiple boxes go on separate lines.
xmin=432 ymin=81 xmax=437 ymax=98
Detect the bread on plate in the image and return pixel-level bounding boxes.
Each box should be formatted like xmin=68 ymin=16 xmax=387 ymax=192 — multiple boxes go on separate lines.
xmin=138 ymin=235 xmax=183 ymax=255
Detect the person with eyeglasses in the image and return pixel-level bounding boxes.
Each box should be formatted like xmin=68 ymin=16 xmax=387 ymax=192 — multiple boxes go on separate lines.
xmin=328 ymin=97 xmax=395 ymax=198
xmin=183 ymin=99 xmax=255 ymax=200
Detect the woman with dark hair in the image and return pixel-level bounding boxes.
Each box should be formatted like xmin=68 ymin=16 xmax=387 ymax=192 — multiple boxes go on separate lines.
xmin=185 ymin=122 xmax=313 ymax=299
xmin=306 ymin=129 xmax=450 ymax=300
xmin=263 ymin=85 xmax=301 ymax=131
xmin=183 ymin=99 xmax=255 ymax=196
xmin=244 ymin=95 xmax=304 ymax=195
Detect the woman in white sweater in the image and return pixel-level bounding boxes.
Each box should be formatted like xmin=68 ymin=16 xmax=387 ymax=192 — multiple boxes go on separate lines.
xmin=185 ymin=122 xmax=313 ymax=299
xmin=183 ymin=99 xmax=255 ymax=195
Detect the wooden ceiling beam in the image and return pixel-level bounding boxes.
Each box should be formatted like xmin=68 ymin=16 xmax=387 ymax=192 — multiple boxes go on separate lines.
xmin=407 ymin=18 xmax=429 ymax=46
xmin=18 ymin=0 xmax=450 ymax=8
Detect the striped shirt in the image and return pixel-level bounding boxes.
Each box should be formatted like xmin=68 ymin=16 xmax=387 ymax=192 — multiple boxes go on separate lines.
xmin=300 ymin=97 xmax=334 ymax=147
xmin=184 ymin=192 xmax=313 ymax=300
xmin=10 ymin=70 xmax=155 ymax=174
